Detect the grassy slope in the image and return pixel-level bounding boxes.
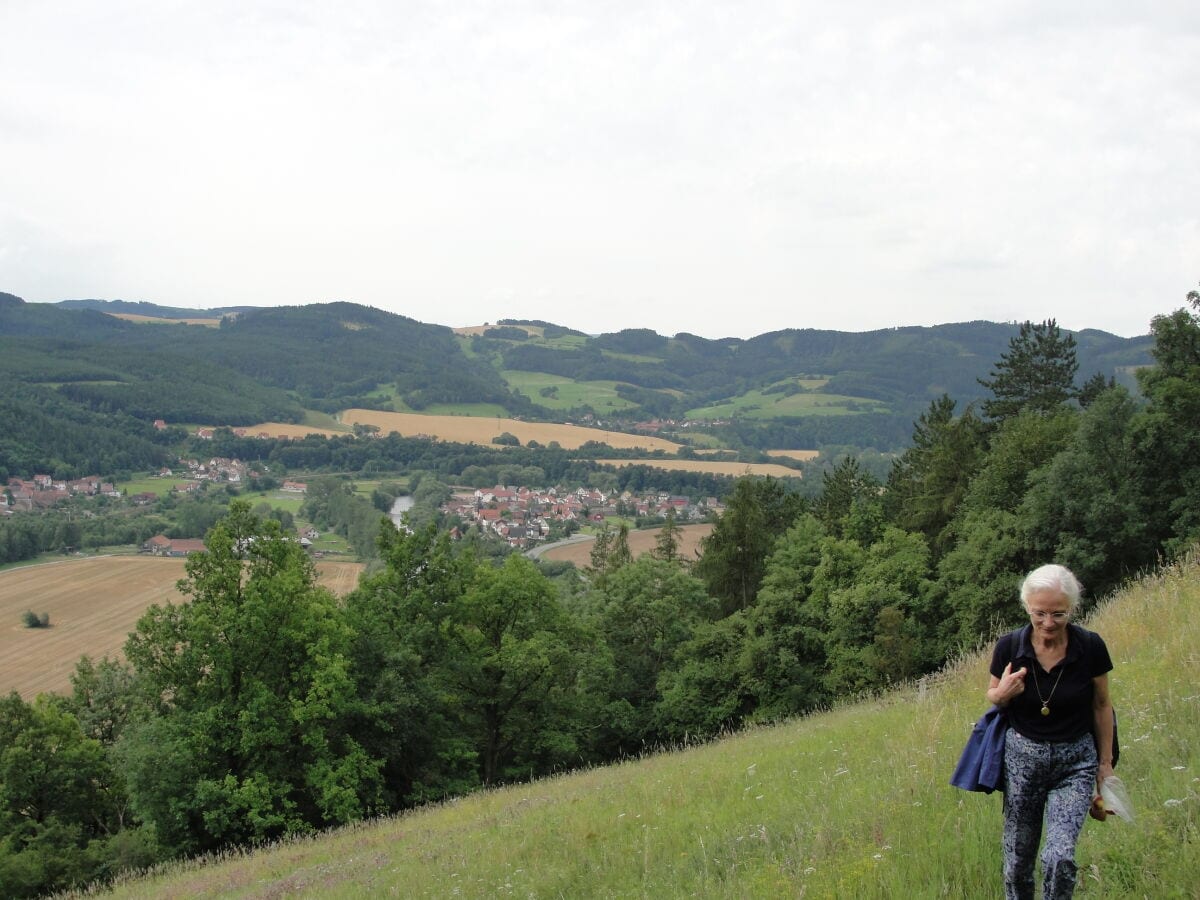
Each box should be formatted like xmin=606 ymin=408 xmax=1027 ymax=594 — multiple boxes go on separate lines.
xmin=90 ymin=555 xmax=1200 ymax=899
xmin=501 ymin=370 xmax=640 ymax=414
xmin=687 ymin=387 xmax=888 ymax=420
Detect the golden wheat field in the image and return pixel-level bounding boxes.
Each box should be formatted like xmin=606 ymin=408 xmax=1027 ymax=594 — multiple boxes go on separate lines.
xmin=539 ymin=523 xmax=714 ymax=567
xmin=589 ymin=458 xmax=803 ymax=478
xmin=0 ymin=556 xmax=363 ymax=700
xmin=765 ymin=448 xmax=820 ymax=461
xmin=340 ymin=409 xmax=685 ymax=452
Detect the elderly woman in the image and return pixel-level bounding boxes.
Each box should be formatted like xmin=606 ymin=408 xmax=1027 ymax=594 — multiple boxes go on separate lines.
xmin=986 ymin=564 xmax=1115 ymax=900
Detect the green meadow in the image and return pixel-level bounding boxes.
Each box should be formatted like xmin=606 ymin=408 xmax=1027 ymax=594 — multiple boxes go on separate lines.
xmin=115 ymin=476 xmax=177 ymax=497
xmin=85 ymin=554 xmax=1200 ymax=898
xmin=688 ymin=386 xmax=888 ymax=420
xmin=502 ymin=370 xmax=640 ymax=413
xmin=385 ymin=402 xmax=513 ymax=417
xmin=301 ymin=409 xmax=350 ymax=430
xmin=599 ymin=349 xmax=666 ymax=364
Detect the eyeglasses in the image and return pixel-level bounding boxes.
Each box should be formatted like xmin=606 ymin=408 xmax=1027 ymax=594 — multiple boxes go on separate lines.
xmin=1029 ymin=610 xmax=1070 ymax=623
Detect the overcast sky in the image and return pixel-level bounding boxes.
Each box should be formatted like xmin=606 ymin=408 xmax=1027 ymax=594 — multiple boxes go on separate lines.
xmin=2 ymin=2 xmax=1197 ymax=339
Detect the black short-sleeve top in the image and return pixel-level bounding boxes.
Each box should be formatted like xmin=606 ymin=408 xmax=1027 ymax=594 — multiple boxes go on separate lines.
xmin=989 ymin=623 xmax=1113 ymax=742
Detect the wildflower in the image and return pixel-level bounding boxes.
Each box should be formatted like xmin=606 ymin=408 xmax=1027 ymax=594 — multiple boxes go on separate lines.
xmin=1163 ymin=799 xmax=1184 ymax=807
xmin=1171 ymin=765 xmax=1186 ymax=770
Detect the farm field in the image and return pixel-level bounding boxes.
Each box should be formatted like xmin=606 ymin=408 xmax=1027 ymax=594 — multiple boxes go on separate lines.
xmin=687 ymin=386 xmax=887 ymax=419
xmin=111 ymin=313 xmax=221 ymax=327
xmin=0 ymin=556 xmax=364 ymax=700
xmin=539 ymin=523 xmax=714 ymax=567
xmin=589 ymin=458 xmax=803 ymax=478
xmin=501 ymin=371 xmax=639 ymax=414
xmin=453 ymin=324 xmax=543 ymax=337
xmin=340 ymin=409 xmax=684 ymax=452
xmin=765 ymin=448 xmax=820 ymax=461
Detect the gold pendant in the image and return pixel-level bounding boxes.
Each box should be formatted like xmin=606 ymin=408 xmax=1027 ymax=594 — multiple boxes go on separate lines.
xmin=1041 ymin=705 xmax=1050 ymax=716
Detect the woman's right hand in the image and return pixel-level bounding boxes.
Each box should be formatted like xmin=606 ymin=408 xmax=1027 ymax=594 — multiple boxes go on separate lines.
xmin=990 ymin=662 xmax=1027 ymax=706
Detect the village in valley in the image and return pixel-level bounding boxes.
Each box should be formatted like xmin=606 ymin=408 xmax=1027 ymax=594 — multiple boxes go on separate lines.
xmin=1 ymin=456 xmax=263 ymax=515
xmin=3 ymin=452 xmax=722 ymax=555
xmin=439 ymin=484 xmax=721 ymax=549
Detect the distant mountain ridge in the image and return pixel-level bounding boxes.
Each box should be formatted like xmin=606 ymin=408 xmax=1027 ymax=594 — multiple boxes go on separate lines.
xmin=53 ymin=298 xmax=256 ymax=319
xmin=0 ymin=292 xmax=1157 ymax=478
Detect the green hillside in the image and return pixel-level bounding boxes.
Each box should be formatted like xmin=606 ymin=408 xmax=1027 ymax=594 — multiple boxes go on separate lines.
xmin=89 ymin=554 xmax=1200 ymax=899
xmin=471 ymin=318 xmax=1153 ymax=449
xmin=0 ymin=294 xmax=1157 ymax=474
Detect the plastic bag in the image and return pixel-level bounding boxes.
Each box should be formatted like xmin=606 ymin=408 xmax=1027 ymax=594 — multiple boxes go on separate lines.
xmin=1099 ymin=775 xmax=1135 ymax=823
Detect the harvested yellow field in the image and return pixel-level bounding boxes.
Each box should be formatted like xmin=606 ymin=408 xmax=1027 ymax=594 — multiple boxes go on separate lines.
xmin=453 ymin=324 xmax=543 ymax=337
xmin=112 ymin=313 xmax=222 ymax=327
xmin=0 ymin=556 xmax=364 ymax=700
xmin=239 ymin=422 xmax=348 ymax=438
xmin=539 ymin=523 xmax=714 ymax=567
xmin=766 ymin=449 xmax=820 ymax=462
xmin=341 ymin=409 xmax=684 ymax=453
xmin=589 ymin=459 xmax=803 ymax=478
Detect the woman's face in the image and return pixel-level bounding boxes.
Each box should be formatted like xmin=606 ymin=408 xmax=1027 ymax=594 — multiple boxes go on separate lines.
xmin=1026 ymin=588 xmax=1071 ymax=639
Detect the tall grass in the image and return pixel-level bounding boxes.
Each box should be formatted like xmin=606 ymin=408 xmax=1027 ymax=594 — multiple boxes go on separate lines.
xmin=83 ymin=554 xmax=1200 ymax=898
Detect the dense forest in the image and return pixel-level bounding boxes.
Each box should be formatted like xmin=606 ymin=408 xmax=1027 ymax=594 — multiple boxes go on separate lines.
xmin=2 ymin=294 xmax=1197 ymax=896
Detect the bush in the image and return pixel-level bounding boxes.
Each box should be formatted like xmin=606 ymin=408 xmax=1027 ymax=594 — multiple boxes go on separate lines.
xmin=21 ymin=610 xmax=50 ymax=628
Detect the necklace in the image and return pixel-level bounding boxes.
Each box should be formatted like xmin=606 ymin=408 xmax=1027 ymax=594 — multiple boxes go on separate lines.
xmin=1033 ymin=664 xmax=1065 ymax=716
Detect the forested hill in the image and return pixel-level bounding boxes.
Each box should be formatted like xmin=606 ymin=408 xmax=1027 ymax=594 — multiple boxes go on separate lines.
xmin=0 ymin=295 xmax=528 ymax=478
xmin=1 ymin=296 xmax=516 ymax=415
xmin=54 ymin=297 xmax=255 ymax=319
xmin=0 ymin=292 xmax=1155 ymax=478
xmin=483 ymin=318 xmax=1149 ymax=397
xmin=40 ymin=298 xmax=1152 ymax=409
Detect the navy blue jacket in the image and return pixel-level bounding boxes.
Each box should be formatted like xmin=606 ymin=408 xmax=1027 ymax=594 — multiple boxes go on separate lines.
xmin=950 ymin=705 xmax=1007 ymax=794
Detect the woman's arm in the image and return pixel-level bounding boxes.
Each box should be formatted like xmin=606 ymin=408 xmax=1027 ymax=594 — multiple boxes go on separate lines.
xmin=1090 ymin=672 xmax=1116 ymax=819
xmin=1092 ymin=673 xmax=1115 ymax=782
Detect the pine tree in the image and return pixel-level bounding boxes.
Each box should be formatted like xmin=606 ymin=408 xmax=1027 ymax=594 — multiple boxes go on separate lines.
xmin=978 ymin=319 xmax=1078 ymax=423
xmin=651 ymin=507 xmax=683 ymax=563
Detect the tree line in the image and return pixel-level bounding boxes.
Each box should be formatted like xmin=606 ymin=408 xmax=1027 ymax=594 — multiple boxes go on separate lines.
xmin=1 ymin=300 xmax=1196 ymax=896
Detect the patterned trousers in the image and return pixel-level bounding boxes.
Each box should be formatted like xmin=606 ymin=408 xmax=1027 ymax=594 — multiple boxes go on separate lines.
xmin=1001 ymin=729 xmax=1097 ymax=900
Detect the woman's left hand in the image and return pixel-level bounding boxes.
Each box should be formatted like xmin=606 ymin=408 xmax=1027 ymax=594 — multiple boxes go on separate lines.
xmin=1089 ymin=795 xmax=1115 ymax=821
xmin=1091 ymin=762 xmax=1117 ymax=821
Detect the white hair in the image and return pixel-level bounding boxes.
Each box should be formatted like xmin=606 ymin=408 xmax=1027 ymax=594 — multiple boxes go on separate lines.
xmin=1020 ymin=564 xmax=1083 ymax=612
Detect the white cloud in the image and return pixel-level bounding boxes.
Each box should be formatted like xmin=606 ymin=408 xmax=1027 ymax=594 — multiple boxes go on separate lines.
xmin=1 ymin=0 xmax=1197 ymax=337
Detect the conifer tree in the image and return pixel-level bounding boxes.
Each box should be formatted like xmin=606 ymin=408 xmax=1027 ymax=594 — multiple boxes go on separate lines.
xmin=978 ymin=319 xmax=1078 ymax=423
xmin=651 ymin=507 xmax=684 ymax=563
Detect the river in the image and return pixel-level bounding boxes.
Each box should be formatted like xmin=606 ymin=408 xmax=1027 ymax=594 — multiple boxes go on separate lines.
xmin=389 ymin=495 xmax=414 ymax=527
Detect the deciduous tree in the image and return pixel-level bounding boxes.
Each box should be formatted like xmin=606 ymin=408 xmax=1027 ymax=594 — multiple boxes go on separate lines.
xmin=119 ymin=501 xmax=381 ymax=854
